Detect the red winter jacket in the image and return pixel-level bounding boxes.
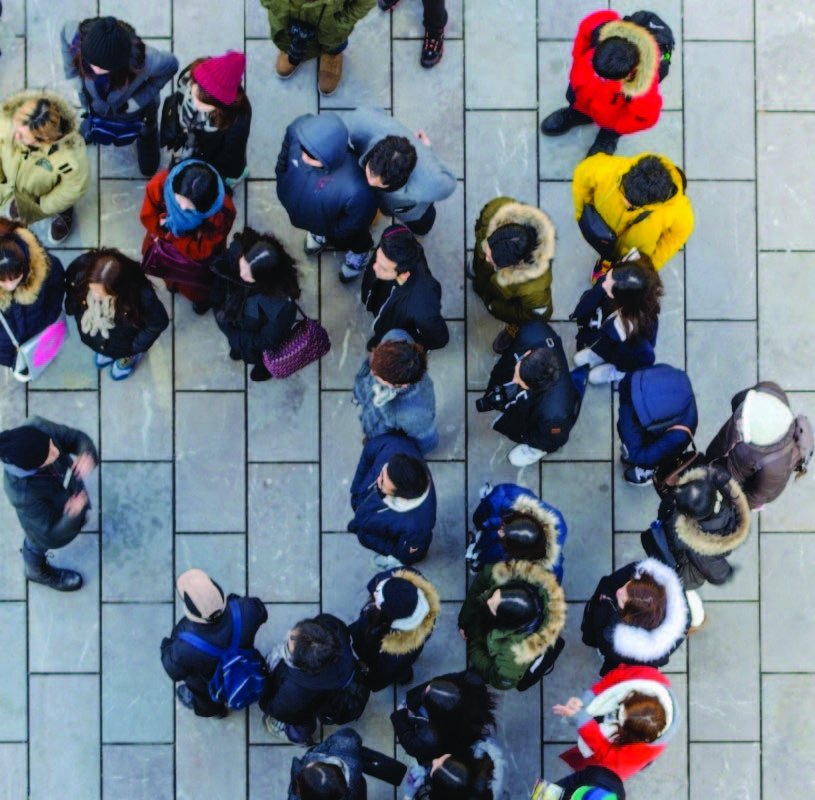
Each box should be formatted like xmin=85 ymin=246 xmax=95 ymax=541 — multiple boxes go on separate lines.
xmin=569 ymin=10 xmax=662 ymax=135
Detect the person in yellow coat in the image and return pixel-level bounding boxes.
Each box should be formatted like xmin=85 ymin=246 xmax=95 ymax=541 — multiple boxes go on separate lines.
xmin=572 ymin=152 xmax=693 ymax=270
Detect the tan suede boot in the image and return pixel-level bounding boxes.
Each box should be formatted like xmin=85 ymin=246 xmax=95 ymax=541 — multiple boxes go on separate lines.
xmin=318 ymin=53 xmax=343 ymax=96
xmin=275 ymin=50 xmax=299 ymax=79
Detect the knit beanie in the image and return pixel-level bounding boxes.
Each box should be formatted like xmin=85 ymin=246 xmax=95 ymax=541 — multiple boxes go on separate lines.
xmin=193 ymin=51 xmax=246 ymax=105
xmin=0 ymin=426 xmax=51 ymax=470
xmin=81 ymin=17 xmax=133 ymax=72
xmin=487 ymin=223 xmax=536 ymax=268
xmin=176 ymin=569 xmax=226 ymax=623
xmin=377 ymin=577 xmax=419 ymax=620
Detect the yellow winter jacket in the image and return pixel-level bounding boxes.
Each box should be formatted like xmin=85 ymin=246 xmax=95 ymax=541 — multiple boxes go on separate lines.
xmin=0 ymin=90 xmax=90 ymax=224
xmin=572 ymin=153 xmax=694 ymax=270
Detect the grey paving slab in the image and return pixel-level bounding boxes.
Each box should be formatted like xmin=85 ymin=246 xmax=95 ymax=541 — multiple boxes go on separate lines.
xmin=0 ymin=37 xmax=25 ymax=98
xmin=685 ymin=0 xmax=754 ymax=40
xmin=690 ymin=743 xmax=760 ymax=800
xmin=30 ymin=674 xmax=100 ymax=800
xmin=392 ymin=0 xmax=463 ymax=38
xmin=685 ymin=181 xmax=757 ymax=320
xmin=465 ymin=278 xmax=503 ymax=391
xmin=760 ymin=533 xmax=815 ymax=671
xmin=246 ymin=0 xmax=271 ymax=38
xmin=99 ymin=179 xmax=149 ymax=260
xmin=429 ymin=320 xmax=465 ymax=459
xmin=102 ymin=462 xmax=172 ymax=602
xmin=103 ymin=744 xmax=174 ymax=800
xmin=321 ymin=531 xmax=379 ymax=612
xmin=102 ymin=603 xmax=173 ymax=743
xmin=495 ymin=687 xmax=541 ymax=799
xmin=685 ymin=43 xmax=755 ymax=179
xmin=0 ymin=368 xmax=26 ymax=428
xmin=320 ymin=391 xmax=362 ymax=531
xmin=0 ymin=603 xmax=26 ymax=740
xmin=420 ymin=188 xmax=465 ymax=319
xmin=0 ymin=505 xmax=26 ymax=599
xmin=0 ymin=0 xmax=24 ymax=34
xmin=537 ymin=0 xmax=599 ymax=40
xmin=758 ymin=253 xmax=815 ymax=390
xmin=698 ymin=520 xmax=759 ymax=602
xmin=408 ymin=601 xmax=467 ymax=686
xmin=653 ymin=251 xmax=685 ymax=367
xmin=172 ymin=0 xmax=244 ymax=69
xmin=29 ymin=315 xmax=99 ymax=390
xmin=762 ymin=675 xmax=815 ymax=798
xmin=100 ymin=0 xmax=171 ymax=38
xmin=0 ymin=744 xmax=27 ymax=800
xmin=175 ymin=392 xmax=245 ymax=532
xmin=689 ymin=602 xmax=759 ymax=741
xmin=175 ymin=534 xmax=248 ymax=600
xmin=248 ymin=463 xmax=320 ymax=602
xmin=29 ymin=533 xmax=99 ymax=672
xmin=249 ymin=746 xmax=295 ymax=800
xmin=615 ymin=109 xmax=684 ymax=170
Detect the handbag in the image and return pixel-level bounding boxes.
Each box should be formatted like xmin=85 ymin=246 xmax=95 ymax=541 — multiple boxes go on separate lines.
xmin=262 ymin=303 xmax=330 ymax=379
xmin=359 ymin=746 xmax=408 ymax=786
xmin=141 ymin=237 xmax=217 ymax=290
xmin=652 ymin=425 xmax=700 ymax=497
xmin=83 ymin=114 xmax=143 ymax=147
xmin=578 ymin=204 xmax=652 ymax=260
xmin=0 ymin=308 xmax=68 ymax=382
xmin=159 ymin=91 xmax=185 ymax=150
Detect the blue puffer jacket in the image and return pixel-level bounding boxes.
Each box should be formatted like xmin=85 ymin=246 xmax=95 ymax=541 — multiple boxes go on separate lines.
xmin=275 ymin=112 xmax=377 ymax=244
xmin=348 ymin=433 xmax=436 ymax=564
xmin=617 ymin=364 xmax=697 ymax=468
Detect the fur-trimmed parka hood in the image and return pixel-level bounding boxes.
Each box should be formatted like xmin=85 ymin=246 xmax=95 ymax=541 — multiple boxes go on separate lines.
xmin=612 ymin=558 xmax=688 ymax=664
xmin=0 ymin=227 xmax=53 ymax=312
xmin=488 ymin=560 xmax=567 ymax=665
xmin=379 ymin=569 xmax=440 ymax=656
xmin=506 ymin=493 xmax=563 ymax=571
xmin=2 ymin=89 xmax=84 ymax=150
xmin=484 ymin=202 xmax=555 ymax=288
xmin=671 ymin=467 xmax=750 ymax=557
xmin=598 ymin=19 xmax=660 ymax=98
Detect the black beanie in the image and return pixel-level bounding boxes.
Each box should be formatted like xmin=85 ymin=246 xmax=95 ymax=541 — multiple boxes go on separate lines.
xmin=81 ymin=17 xmax=132 ymax=71
xmin=487 ymin=224 xmax=536 ymax=268
xmin=0 ymin=426 xmax=51 ymax=470
xmin=380 ymin=577 xmax=419 ymax=620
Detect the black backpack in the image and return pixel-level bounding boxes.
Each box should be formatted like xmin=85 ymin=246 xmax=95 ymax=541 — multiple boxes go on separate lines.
xmin=624 ymin=11 xmax=676 ymax=81
xmin=515 ymin=636 xmax=566 ymax=691
xmin=318 ymin=666 xmax=371 ymax=725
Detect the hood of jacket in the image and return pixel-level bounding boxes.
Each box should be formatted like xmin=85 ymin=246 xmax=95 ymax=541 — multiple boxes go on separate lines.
xmin=488 ymin=560 xmax=567 ymax=665
xmin=612 ymin=558 xmax=689 ymax=664
xmin=672 ymin=466 xmax=751 ymax=556
xmin=0 ymin=227 xmax=52 ymax=312
xmin=2 ymin=89 xmax=84 ymax=151
xmin=484 ymin=202 xmax=556 ymax=288
xmin=471 ymin=737 xmax=507 ymax=799
xmin=296 ymin=112 xmax=350 ymax=172
xmin=630 ymin=363 xmax=696 ymax=433
xmin=506 ymin=492 xmax=563 ymax=572
xmin=379 ymin=568 xmax=440 ymax=656
xmin=598 ymin=19 xmax=660 ymax=98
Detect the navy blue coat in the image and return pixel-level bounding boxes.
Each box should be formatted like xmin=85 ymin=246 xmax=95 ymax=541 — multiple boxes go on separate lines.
xmin=348 ymin=434 xmax=436 ymax=564
xmin=617 ymin=364 xmax=698 ymax=469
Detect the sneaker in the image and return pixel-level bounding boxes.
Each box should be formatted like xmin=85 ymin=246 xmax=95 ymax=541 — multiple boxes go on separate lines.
xmin=573 ymin=347 xmax=605 ymax=369
xmin=586 ymin=128 xmax=621 ymax=158
xmin=176 ymin=684 xmax=195 ymax=710
xmin=370 ymin=553 xmax=404 ymax=571
xmin=685 ymin=589 xmax=707 ymax=630
xmin=508 ymin=444 xmax=547 ymax=467
xmin=624 ymin=466 xmax=655 ymax=486
xmin=378 ymin=0 xmax=401 ymax=9
xmin=589 ymin=363 xmax=626 ymax=384
xmin=420 ymin=28 xmax=444 ymax=69
xmin=540 ymin=107 xmax=593 ymax=136
xmin=339 ymin=250 xmax=369 ymax=283
xmin=49 ymin=207 xmax=74 ymax=245
xmin=94 ymin=352 xmax=115 ymax=369
xmin=111 ymin=355 xmax=139 ymax=381
xmin=304 ymin=232 xmax=327 ymax=256
xmin=263 ymin=714 xmax=288 ymax=740
xmin=318 ymin=53 xmax=343 ymax=96
xmin=275 ymin=50 xmax=299 ymax=79
xmin=229 ymin=348 xmax=242 ymax=361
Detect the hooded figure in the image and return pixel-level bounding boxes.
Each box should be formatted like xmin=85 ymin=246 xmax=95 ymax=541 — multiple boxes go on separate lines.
xmin=287 ymin=727 xmax=368 ymax=800
xmin=458 ymin=560 xmax=567 ymax=690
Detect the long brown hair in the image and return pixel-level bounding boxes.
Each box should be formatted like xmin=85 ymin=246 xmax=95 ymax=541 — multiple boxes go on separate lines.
xmin=72 ymin=17 xmax=146 ymax=92
xmin=613 ymin=691 xmax=667 ymax=745
xmin=618 ymin=573 xmax=666 ymax=630
xmin=610 ymin=256 xmax=663 ymax=341
xmin=187 ymin=58 xmax=250 ymax=130
xmin=72 ymin=248 xmax=147 ymax=326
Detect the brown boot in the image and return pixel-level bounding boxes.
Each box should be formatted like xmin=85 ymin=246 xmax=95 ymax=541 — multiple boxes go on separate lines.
xmin=275 ymin=50 xmax=299 ymax=79
xmin=318 ymin=53 xmax=343 ymax=96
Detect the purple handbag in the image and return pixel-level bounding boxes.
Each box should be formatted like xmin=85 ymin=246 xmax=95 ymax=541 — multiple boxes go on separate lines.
xmin=262 ymin=304 xmax=331 ymax=378
xmin=141 ymin=237 xmax=217 ymax=290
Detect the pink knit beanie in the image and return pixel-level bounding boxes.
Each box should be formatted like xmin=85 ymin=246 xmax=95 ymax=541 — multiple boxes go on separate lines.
xmin=192 ymin=51 xmax=246 ymax=105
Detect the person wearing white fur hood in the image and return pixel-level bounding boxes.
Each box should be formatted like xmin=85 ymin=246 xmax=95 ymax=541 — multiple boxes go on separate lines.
xmin=580 ymin=558 xmax=688 ymax=676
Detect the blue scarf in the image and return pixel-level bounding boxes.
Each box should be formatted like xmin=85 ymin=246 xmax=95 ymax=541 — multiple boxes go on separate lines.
xmin=162 ymin=160 xmax=225 ymax=237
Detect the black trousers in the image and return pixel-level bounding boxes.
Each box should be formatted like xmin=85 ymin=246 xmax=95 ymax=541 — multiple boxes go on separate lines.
xmin=422 ymin=0 xmax=448 ymax=33
xmin=405 ymin=203 xmax=437 ymax=236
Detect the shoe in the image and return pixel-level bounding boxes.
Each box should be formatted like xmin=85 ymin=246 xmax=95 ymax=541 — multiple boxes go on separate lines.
xmin=229 ymin=348 xmax=242 ymax=361
xmin=370 ymin=553 xmax=404 ymax=571
xmin=304 ymin=232 xmax=327 ymax=256
xmin=275 ymin=50 xmax=299 ymax=79
xmin=339 ymin=250 xmax=369 ymax=283
xmin=587 ymin=128 xmax=621 ymax=158
xmin=540 ymin=107 xmax=593 ymax=136
xmin=250 ymin=362 xmax=273 ymax=382
xmin=111 ymin=356 xmax=138 ymax=381
xmin=378 ymin=0 xmax=401 ymax=9
xmin=318 ymin=53 xmax=343 ymax=96
xmin=94 ymin=352 xmax=115 ymax=369
xmin=263 ymin=714 xmax=289 ymax=740
xmin=136 ymin=128 xmax=161 ymax=177
xmin=491 ymin=328 xmax=514 ymax=354
xmin=589 ymin=363 xmax=626 ymax=384
xmin=176 ymin=684 xmax=195 ymax=710
xmin=685 ymin=590 xmax=707 ymax=630
xmin=397 ymin=666 xmax=414 ymax=685
xmin=624 ymin=466 xmax=655 ymax=486
xmin=420 ymin=28 xmax=444 ymax=69
xmin=48 ymin=207 xmax=74 ymax=245
xmin=573 ymin=347 xmax=605 ymax=368
xmin=24 ymin=554 xmax=83 ymax=592
xmin=192 ymin=301 xmax=210 ymax=315
xmin=508 ymin=444 xmax=547 ymax=467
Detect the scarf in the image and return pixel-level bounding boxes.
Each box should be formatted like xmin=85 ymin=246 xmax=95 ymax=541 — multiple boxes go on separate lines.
xmin=80 ymin=293 xmax=116 ymax=339
xmin=162 ymin=159 xmax=225 ymax=237
xmin=372 ymin=379 xmax=399 ymax=407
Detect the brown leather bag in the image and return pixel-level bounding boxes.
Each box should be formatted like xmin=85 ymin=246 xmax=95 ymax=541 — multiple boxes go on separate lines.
xmin=652 ymin=425 xmax=699 ymax=497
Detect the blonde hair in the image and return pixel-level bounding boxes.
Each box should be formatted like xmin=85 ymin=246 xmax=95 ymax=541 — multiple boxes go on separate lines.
xmin=13 ymin=98 xmax=68 ymax=144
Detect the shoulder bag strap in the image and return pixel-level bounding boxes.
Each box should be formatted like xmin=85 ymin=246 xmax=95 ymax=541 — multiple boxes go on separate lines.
xmin=227 ymin=599 xmax=242 ymax=650
xmin=666 ymin=424 xmax=696 ymax=450
xmin=0 ymin=307 xmax=32 ymax=376
xmin=618 ymin=209 xmax=652 ymax=237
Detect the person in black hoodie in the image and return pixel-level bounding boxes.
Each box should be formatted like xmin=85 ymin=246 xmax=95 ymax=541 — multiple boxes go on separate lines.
xmin=160 ymin=569 xmax=268 ymax=717
xmin=210 ymin=227 xmax=299 ymax=382
xmin=361 ymin=224 xmax=449 ymax=351
xmin=276 ymin=112 xmax=378 ymax=282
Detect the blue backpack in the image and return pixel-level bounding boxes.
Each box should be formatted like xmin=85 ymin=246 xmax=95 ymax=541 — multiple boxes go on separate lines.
xmin=178 ymin=599 xmax=267 ymax=710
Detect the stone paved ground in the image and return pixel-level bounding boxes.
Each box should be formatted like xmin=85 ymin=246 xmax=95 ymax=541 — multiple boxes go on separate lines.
xmin=0 ymin=0 xmax=814 ymax=798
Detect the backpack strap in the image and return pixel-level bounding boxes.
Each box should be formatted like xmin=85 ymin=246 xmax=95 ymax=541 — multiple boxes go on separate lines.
xmin=227 ymin=599 xmax=242 ymax=651
xmin=178 ymin=631 xmax=225 ymax=658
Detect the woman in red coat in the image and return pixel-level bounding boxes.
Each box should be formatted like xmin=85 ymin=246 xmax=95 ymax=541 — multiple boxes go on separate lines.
xmin=140 ymin=159 xmax=236 ymax=310
xmin=553 ymin=663 xmax=679 ymax=780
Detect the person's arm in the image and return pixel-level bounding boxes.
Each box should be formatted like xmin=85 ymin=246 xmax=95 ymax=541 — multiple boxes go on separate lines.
xmin=128 ymin=50 xmax=179 ymax=110
xmin=38 ymin=149 xmax=91 ymax=218
xmin=350 ymin=438 xmax=381 ymax=508
xmin=333 ymin=191 xmax=378 ymax=245
xmin=571 ymin=10 xmax=618 ymax=60
xmin=210 ymin=108 xmax=252 ymax=180
xmin=160 ymin=633 xmax=187 ymax=681
xmin=275 ymin=122 xmax=296 ymax=179
xmin=180 ymin=200 xmax=236 ymax=261
xmin=356 ymin=523 xmax=401 ymax=558
xmin=619 ymin=419 xmax=690 ymax=469
xmin=457 ymin=569 xmax=492 ymax=633
xmin=648 ymin=200 xmax=695 ymax=270
xmin=608 ymin=92 xmax=663 ymax=136
xmin=129 ymin=283 xmax=170 ymax=354
xmin=572 ymin=153 xmax=605 ymax=219
xmin=467 ymin=636 xmax=515 ymax=690
xmin=140 ymin=173 xmax=167 ymax=237
xmin=235 ymin=299 xmax=296 ymax=355
xmin=60 ymin=22 xmax=81 ymax=81
xmin=391 ymin=709 xmax=441 ymax=763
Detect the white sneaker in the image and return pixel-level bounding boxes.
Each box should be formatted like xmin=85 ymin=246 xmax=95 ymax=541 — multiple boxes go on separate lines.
xmin=589 ymin=363 xmax=627 ymax=384
xmin=304 ymin=232 xmax=327 ymax=255
xmin=685 ymin=589 xmax=707 ymax=629
xmin=508 ymin=444 xmax=547 ymax=467
xmin=574 ymin=348 xmax=605 ymax=368
xmin=263 ymin=714 xmax=288 ymax=739
xmin=371 ymin=553 xmax=403 ymax=571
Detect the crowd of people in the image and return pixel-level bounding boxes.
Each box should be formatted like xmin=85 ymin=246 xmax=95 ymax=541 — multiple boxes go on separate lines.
xmin=0 ymin=7 xmax=811 ymax=800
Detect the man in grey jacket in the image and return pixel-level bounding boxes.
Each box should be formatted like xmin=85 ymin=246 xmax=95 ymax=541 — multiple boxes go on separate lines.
xmin=0 ymin=417 xmax=97 ymax=591
xmin=343 ymin=107 xmax=457 ymax=236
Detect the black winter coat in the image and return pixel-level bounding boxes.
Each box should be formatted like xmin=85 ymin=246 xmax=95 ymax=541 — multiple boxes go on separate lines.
xmin=276 ymin=113 xmax=377 ymax=244
xmin=361 ymin=253 xmax=449 ymax=351
xmin=483 ymin=320 xmax=581 ymax=453
xmin=64 ymin=254 xmax=169 ymax=359
xmin=288 ymin=728 xmax=368 ymax=800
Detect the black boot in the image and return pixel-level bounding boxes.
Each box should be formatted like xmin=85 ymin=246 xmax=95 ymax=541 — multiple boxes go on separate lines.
xmin=137 ymin=126 xmax=161 ymax=177
xmin=23 ymin=544 xmax=83 ymax=592
xmin=192 ymin=300 xmax=211 ymax=315
xmin=540 ymin=106 xmax=593 ymax=136
xmin=250 ymin=362 xmax=273 ymax=382
xmin=587 ymin=128 xmax=621 ymax=158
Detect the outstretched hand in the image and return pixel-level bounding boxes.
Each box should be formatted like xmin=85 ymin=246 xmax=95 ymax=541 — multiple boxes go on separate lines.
xmin=552 ymin=697 xmax=583 ymax=717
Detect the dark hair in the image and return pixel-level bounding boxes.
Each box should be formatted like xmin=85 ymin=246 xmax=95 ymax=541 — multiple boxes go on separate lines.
xmin=487 ymin=223 xmax=536 ymax=268
xmin=499 ymin=510 xmax=547 ymax=561
xmin=370 ymin=339 xmax=427 ymax=385
xmin=423 ymin=672 xmax=497 ymax=749
xmin=489 ymin=580 xmax=541 ymax=631
xmin=592 ymin=36 xmax=640 ymax=80
xmin=0 ymin=219 xmax=29 ymax=282
xmin=72 ymin=248 xmax=149 ymax=326
xmin=672 ymin=469 xmax=725 ymax=521
xmin=379 ymin=225 xmax=423 ymax=275
xmin=233 ymin=227 xmax=301 ymax=299
xmin=385 ymin=452 xmax=429 ymax=499
xmin=609 ymin=257 xmax=663 ymax=341
xmin=172 ymin=162 xmax=220 ymax=213
xmin=364 ymin=136 xmax=417 ymax=191
xmin=428 ymin=752 xmax=493 ymax=800
xmin=618 ymin=572 xmax=667 ymax=630
xmin=13 ymin=97 xmax=71 ymax=143
xmin=289 ymin=619 xmax=343 ymax=673
xmin=613 ymin=691 xmax=667 ymax=746
xmin=186 ymin=58 xmax=251 ymax=130
xmin=73 ymin=17 xmax=146 ymax=92
xmin=294 ymin=762 xmax=348 ymax=800
xmin=621 ymin=156 xmax=677 ymax=207
xmin=519 ymin=347 xmax=561 ymax=392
